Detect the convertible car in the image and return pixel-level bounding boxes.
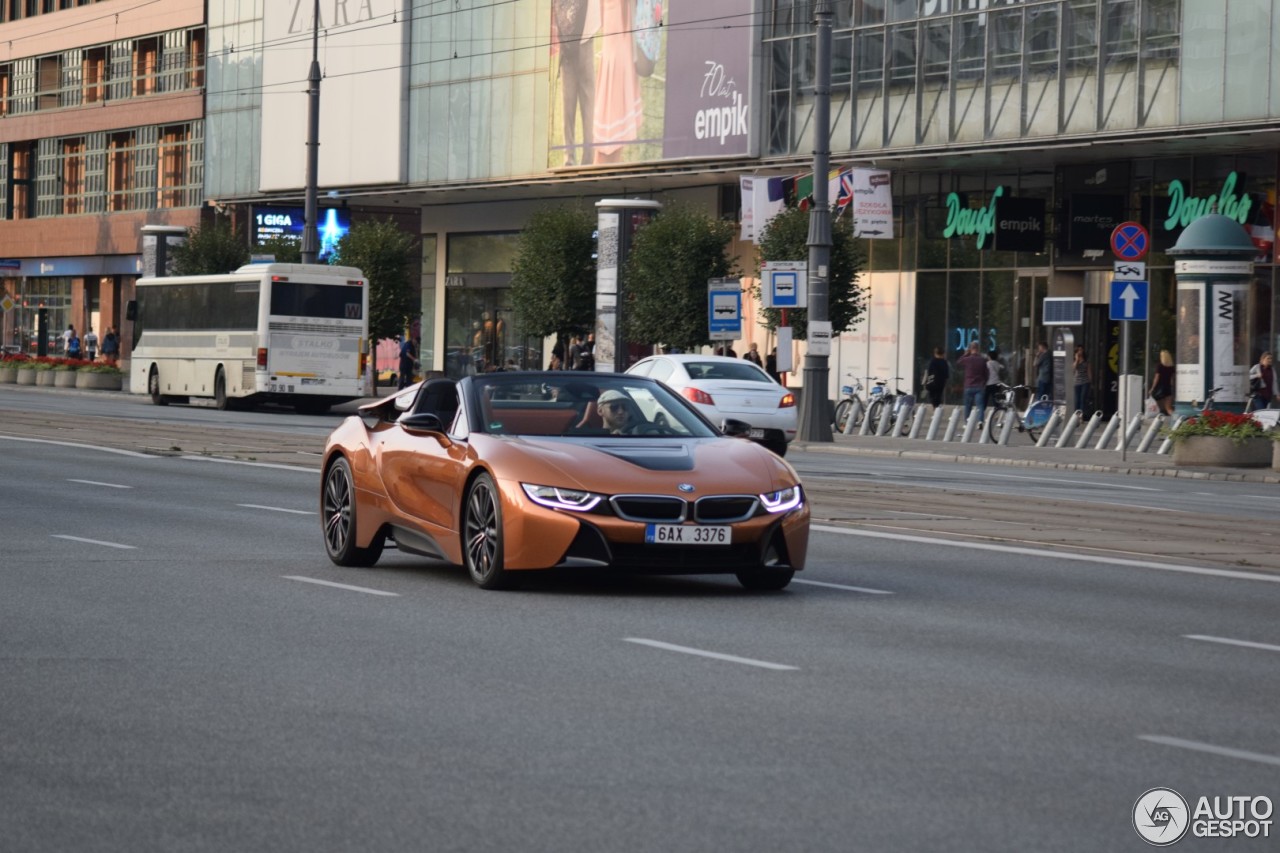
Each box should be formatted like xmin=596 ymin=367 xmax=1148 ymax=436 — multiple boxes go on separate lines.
xmin=320 ymin=371 xmax=809 ymax=590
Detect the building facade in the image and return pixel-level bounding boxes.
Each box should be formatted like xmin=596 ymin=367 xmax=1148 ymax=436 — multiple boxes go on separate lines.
xmin=0 ymin=0 xmax=207 ymax=357
xmin=197 ymin=1 xmax=1279 ymax=411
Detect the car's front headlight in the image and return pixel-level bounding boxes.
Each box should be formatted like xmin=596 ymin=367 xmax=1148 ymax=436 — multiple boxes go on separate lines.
xmin=521 ymin=483 xmax=604 ymax=512
xmin=759 ymin=485 xmax=803 ymax=513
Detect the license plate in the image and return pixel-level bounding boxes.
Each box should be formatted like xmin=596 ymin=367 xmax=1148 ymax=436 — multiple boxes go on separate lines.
xmin=748 ymin=428 xmax=765 ymax=439
xmin=645 ymin=524 xmax=732 ymax=545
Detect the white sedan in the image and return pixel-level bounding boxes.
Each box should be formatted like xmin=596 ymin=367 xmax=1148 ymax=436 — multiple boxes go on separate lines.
xmin=625 ymin=354 xmax=796 ymax=455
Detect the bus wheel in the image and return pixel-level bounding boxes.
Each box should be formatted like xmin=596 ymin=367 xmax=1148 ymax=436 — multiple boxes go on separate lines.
xmin=148 ymin=366 xmax=168 ymax=406
xmin=214 ymin=368 xmax=229 ymax=411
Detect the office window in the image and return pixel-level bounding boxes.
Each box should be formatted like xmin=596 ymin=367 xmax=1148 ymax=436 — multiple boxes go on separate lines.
xmin=83 ymin=46 xmax=107 ymax=103
xmin=106 ymin=131 xmax=135 ymax=211
xmin=9 ymin=142 xmax=34 ymax=219
xmin=134 ymin=36 xmax=158 ymax=96
xmin=61 ymin=137 xmax=86 ymax=214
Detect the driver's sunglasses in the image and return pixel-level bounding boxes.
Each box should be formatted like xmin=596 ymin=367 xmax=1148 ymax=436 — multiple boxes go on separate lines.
xmin=602 ymin=401 xmax=628 ymax=412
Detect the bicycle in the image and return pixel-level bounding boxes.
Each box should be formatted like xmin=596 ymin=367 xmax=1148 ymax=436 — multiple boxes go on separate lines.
xmin=1193 ymin=385 xmax=1223 ymax=413
xmin=984 ymin=383 xmax=1053 ymax=443
xmin=865 ymin=376 xmax=914 ymax=436
xmin=833 ymin=374 xmax=869 ymax=433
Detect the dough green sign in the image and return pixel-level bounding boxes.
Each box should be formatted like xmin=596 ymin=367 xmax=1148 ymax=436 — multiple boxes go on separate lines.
xmin=1163 ymin=171 xmax=1252 ymax=231
xmin=943 ymin=186 xmax=1003 ymax=249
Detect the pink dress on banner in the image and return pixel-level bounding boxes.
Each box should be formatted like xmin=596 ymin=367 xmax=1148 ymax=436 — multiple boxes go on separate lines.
xmin=592 ymin=0 xmax=642 ymax=161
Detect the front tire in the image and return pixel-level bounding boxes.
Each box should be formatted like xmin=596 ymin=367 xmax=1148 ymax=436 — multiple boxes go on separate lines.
xmin=214 ymin=367 xmax=229 ymax=411
xmin=148 ymin=366 xmax=168 ymax=406
xmin=736 ymin=567 xmax=794 ymax=591
xmin=322 ymin=457 xmax=384 ymax=567
xmin=463 ymin=472 xmax=516 ymax=589
xmin=866 ymin=399 xmax=886 ymax=434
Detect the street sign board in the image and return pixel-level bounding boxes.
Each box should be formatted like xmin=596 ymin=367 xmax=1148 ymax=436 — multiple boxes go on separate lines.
xmin=1113 ymin=260 xmax=1146 ymax=281
xmin=807 ymin=321 xmax=832 ymax=356
xmin=1110 ymin=221 xmax=1150 ymax=261
xmin=0 ymin=295 xmax=13 ymax=312
xmin=1109 ymin=279 xmax=1149 ymax=321
xmin=761 ymin=261 xmax=807 ymax=308
xmin=707 ymin=278 xmax=742 ymax=341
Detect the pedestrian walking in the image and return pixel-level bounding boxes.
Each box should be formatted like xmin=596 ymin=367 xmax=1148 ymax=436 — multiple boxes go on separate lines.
xmin=397 ymin=335 xmax=417 ymax=389
xmin=66 ymin=329 xmax=81 ymax=360
xmin=923 ymin=346 xmax=949 ymax=407
xmin=765 ymin=347 xmax=781 ymax=384
xmin=1248 ymin=351 xmax=1279 ymax=410
xmin=101 ymin=327 xmax=119 ymax=364
xmin=62 ymin=324 xmax=75 ymax=355
xmin=957 ymin=341 xmax=988 ymax=422
xmin=1148 ymin=349 xmax=1174 ymax=416
xmin=1033 ymin=341 xmax=1051 ymax=401
xmin=83 ymin=327 xmax=99 ymax=361
xmin=985 ymin=349 xmax=1004 ymax=406
xmin=743 ymin=342 xmax=763 ymax=367
xmin=1072 ymin=345 xmax=1091 ymax=417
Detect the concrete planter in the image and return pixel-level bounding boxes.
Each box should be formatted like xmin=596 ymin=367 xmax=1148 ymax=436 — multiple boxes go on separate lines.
xmin=0 ymin=366 xmax=17 ymax=383
xmin=76 ymin=371 xmax=123 ymax=391
xmin=54 ymin=369 xmax=79 ymax=388
xmin=1273 ymin=440 xmax=1280 ymax=473
xmin=16 ymin=367 xmax=37 ymax=385
xmin=1172 ymin=435 xmax=1272 ymax=467
xmin=35 ymin=370 xmax=57 ymax=386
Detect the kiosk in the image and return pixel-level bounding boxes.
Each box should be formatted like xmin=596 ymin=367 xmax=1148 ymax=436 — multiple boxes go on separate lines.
xmin=1166 ymin=214 xmax=1257 ymax=414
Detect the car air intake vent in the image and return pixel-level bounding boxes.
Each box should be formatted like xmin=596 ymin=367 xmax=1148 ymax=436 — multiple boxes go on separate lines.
xmin=610 ymin=495 xmax=686 ymax=522
xmin=693 ymin=496 xmax=757 ymax=523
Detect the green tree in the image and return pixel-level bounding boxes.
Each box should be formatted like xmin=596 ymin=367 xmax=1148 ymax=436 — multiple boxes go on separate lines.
xmin=623 ymin=204 xmax=738 ymax=351
xmin=331 ymin=219 xmax=418 ymax=344
xmin=169 ymin=218 xmax=249 ymax=275
xmin=509 ymin=205 xmax=596 ymax=344
xmin=754 ymin=206 xmax=867 ymax=339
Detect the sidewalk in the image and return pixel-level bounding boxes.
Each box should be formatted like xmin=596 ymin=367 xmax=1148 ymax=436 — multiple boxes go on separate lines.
xmin=794 ymin=431 xmax=1280 ymax=484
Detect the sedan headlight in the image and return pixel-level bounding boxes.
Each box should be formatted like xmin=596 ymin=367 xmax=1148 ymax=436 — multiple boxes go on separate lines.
xmin=759 ymin=485 xmax=803 ymax=513
xmin=521 ymin=483 xmax=604 ymax=512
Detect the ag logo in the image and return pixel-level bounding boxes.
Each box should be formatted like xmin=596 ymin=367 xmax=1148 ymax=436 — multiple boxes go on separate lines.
xmin=1134 ymin=788 xmax=1190 ymax=846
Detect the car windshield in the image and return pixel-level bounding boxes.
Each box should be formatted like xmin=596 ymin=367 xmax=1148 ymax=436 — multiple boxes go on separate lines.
xmin=470 ymin=373 xmax=718 ymax=438
xmin=684 ymin=361 xmax=771 ymax=382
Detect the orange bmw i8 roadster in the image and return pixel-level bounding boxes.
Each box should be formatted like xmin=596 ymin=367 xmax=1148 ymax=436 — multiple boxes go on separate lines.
xmin=321 ymin=371 xmax=809 ymax=589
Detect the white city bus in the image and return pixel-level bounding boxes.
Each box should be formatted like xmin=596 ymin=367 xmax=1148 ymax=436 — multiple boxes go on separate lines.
xmin=130 ymin=263 xmax=369 ymax=412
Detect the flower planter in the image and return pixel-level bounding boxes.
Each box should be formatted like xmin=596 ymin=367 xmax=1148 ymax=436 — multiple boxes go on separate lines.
xmin=1172 ymin=435 xmax=1272 ymax=467
xmin=1273 ymin=440 xmax=1280 ymax=473
xmin=54 ymin=370 xmax=78 ymax=388
xmin=16 ymin=367 xmax=37 ymax=385
xmin=0 ymin=366 xmax=17 ymax=383
xmin=35 ymin=370 xmax=57 ymax=386
xmin=76 ymin=371 xmax=123 ymax=391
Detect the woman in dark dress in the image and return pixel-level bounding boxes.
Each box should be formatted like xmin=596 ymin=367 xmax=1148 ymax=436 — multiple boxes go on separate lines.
xmin=924 ymin=346 xmax=950 ymax=407
xmin=1148 ymin=349 xmax=1174 ymax=416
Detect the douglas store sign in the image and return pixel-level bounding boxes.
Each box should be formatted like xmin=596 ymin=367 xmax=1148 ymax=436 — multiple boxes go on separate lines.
xmin=941 ymin=186 xmax=1046 ymax=252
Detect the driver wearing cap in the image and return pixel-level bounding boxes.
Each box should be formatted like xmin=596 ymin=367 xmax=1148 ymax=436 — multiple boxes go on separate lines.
xmin=597 ymin=389 xmax=636 ymax=434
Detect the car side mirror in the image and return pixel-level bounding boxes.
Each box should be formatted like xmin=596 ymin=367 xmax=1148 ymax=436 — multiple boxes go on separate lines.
xmin=399 ymin=412 xmax=445 ymax=434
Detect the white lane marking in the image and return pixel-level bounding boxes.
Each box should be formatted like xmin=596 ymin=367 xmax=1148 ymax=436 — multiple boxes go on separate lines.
xmin=238 ymin=503 xmax=313 ymax=515
xmin=907 ymin=466 xmax=1162 ymax=490
xmin=1184 ymin=634 xmax=1280 ymax=654
xmin=1138 ymin=735 xmax=1280 ymax=768
xmin=181 ymin=455 xmax=316 ymax=473
xmin=50 ymin=534 xmax=135 ymax=550
xmin=68 ymin=478 xmax=132 ymax=489
xmin=0 ymin=434 xmax=155 ymax=458
xmin=793 ymin=578 xmax=894 ymax=595
xmin=811 ymin=525 xmax=1280 ymax=584
xmin=624 ymin=638 xmax=798 ymax=671
xmin=283 ymin=575 xmax=399 ymax=597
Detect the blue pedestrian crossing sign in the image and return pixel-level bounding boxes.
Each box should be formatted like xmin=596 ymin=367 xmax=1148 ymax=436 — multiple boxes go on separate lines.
xmin=1109 ymin=279 xmax=1148 ymax=321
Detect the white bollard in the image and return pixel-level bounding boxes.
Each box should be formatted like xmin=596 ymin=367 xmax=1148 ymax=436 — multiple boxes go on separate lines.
xmin=925 ymin=406 xmax=945 ymax=441
xmin=841 ymin=398 xmax=863 ymax=435
xmin=997 ymin=409 xmax=1015 ymax=445
xmin=1116 ymin=414 xmax=1144 ymax=450
xmin=1156 ymin=415 xmax=1185 ymax=455
xmin=908 ymin=405 xmax=926 ymax=439
xmin=943 ymin=408 xmax=963 ymax=442
xmin=960 ymin=408 xmax=980 ymax=443
xmin=892 ymin=403 xmax=911 ymax=437
xmin=1036 ymin=408 xmax=1062 ymax=448
xmin=859 ymin=402 xmax=875 ymax=435
xmin=1055 ymin=409 xmax=1081 ymax=448
xmin=1075 ymin=411 xmax=1103 ymax=448
xmin=1136 ymin=415 xmax=1164 ymax=453
xmin=877 ymin=400 xmax=894 ymax=436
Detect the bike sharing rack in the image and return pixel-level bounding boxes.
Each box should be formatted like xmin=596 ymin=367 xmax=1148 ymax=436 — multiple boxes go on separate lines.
xmin=834 ymin=402 xmax=1182 ymax=455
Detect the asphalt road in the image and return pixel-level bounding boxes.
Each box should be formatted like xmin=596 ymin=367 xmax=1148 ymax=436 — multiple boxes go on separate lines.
xmin=3 ymin=396 xmax=1279 ymax=852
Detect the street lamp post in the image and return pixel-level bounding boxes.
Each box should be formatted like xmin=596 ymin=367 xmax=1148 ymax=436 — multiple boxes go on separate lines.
xmin=796 ymin=0 xmax=834 ymax=442
xmin=301 ymin=0 xmax=321 ymax=265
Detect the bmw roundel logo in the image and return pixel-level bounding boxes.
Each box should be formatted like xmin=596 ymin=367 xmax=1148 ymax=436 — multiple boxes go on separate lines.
xmin=677 ymin=483 xmax=695 ymax=493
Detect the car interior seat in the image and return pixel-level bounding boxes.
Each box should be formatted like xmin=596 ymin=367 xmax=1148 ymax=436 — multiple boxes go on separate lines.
xmin=410 ymin=378 xmax=459 ymax=427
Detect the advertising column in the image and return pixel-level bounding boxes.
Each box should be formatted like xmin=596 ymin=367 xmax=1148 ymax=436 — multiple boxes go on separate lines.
xmin=594 ymin=200 xmax=661 ymax=372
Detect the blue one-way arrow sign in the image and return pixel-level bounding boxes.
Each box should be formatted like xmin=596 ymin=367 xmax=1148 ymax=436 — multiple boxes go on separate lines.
xmin=1109 ymin=279 xmax=1149 ymax=321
